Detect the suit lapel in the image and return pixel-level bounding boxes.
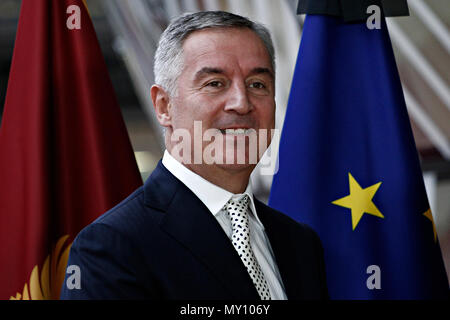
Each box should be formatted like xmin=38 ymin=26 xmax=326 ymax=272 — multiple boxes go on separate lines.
xmin=143 ymin=162 xmax=260 ymax=299
xmin=254 ymin=199 xmax=304 ymax=300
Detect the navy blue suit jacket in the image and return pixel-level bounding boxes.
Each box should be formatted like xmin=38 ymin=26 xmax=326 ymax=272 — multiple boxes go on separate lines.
xmin=60 ymin=161 xmax=328 ymax=299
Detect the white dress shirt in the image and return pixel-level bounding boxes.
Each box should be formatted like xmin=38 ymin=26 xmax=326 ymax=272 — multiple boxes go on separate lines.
xmin=162 ymin=150 xmax=287 ymax=300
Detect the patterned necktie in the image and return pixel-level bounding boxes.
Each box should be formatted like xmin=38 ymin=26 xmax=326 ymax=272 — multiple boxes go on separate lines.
xmin=223 ymin=195 xmax=271 ymax=300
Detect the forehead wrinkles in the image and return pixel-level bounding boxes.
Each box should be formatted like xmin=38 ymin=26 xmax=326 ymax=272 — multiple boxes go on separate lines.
xmin=181 ymin=28 xmax=272 ymax=76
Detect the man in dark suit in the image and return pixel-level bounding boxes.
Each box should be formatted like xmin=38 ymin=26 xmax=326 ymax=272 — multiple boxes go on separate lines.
xmin=60 ymin=11 xmax=328 ymax=300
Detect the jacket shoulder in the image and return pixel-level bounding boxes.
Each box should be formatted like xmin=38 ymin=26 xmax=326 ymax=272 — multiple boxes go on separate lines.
xmin=61 ymin=186 xmax=161 ymax=299
xmin=91 ymin=185 xmax=163 ymax=234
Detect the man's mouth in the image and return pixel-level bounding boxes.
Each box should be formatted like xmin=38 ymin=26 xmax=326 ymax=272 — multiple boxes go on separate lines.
xmin=219 ymin=128 xmax=254 ymax=135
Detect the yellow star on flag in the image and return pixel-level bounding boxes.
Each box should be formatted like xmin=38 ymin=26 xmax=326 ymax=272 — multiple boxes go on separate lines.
xmin=332 ymin=172 xmax=384 ymax=230
xmin=423 ymin=209 xmax=437 ymax=243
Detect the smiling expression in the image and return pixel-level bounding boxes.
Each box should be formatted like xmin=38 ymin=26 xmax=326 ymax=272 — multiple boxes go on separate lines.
xmin=166 ymin=27 xmax=276 ymax=171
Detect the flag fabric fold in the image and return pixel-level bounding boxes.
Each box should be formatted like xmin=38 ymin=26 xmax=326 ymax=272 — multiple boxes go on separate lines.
xmin=0 ymin=0 xmax=142 ymax=299
xmin=269 ymin=15 xmax=449 ymax=299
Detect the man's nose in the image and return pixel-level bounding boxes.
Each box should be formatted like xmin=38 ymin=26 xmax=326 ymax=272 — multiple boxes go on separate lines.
xmin=223 ymin=82 xmax=252 ymax=114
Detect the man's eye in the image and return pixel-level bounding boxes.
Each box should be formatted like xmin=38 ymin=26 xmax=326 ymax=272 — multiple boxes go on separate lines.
xmin=249 ymin=82 xmax=266 ymax=89
xmin=207 ymin=81 xmax=223 ymax=87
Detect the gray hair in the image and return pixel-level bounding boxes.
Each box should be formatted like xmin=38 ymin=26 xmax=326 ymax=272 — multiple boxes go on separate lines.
xmin=154 ymin=11 xmax=276 ymax=97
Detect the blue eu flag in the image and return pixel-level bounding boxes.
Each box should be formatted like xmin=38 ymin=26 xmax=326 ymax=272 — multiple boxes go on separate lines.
xmin=269 ymin=15 xmax=449 ymax=299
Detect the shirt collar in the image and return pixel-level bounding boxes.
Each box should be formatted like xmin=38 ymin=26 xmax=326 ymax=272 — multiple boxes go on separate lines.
xmin=162 ymin=150 xmax=263 ymax=227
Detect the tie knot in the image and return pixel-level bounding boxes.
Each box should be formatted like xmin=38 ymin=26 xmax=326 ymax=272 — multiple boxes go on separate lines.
xmin=223 ymin=195 xmax=250 ymax=232
xmin=223 ymin=195 xmax=249 ymax=214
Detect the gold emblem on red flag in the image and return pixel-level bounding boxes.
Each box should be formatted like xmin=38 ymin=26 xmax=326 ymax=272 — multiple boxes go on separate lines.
xmin=10 ymin=235 xmax=72 ymax=300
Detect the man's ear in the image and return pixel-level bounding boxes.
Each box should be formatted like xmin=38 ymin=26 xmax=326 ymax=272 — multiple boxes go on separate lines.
xmin=151 ymin=85 xmax=172 ymax=127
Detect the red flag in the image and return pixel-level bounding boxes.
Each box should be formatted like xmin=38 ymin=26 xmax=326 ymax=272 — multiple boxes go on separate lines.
xmin=0 ymin=0 xmax=142 ymax=299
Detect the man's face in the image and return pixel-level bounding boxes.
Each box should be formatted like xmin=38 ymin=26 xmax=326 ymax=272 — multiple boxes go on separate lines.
xmin=167 ymin=27 xmax=275 ymax=172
